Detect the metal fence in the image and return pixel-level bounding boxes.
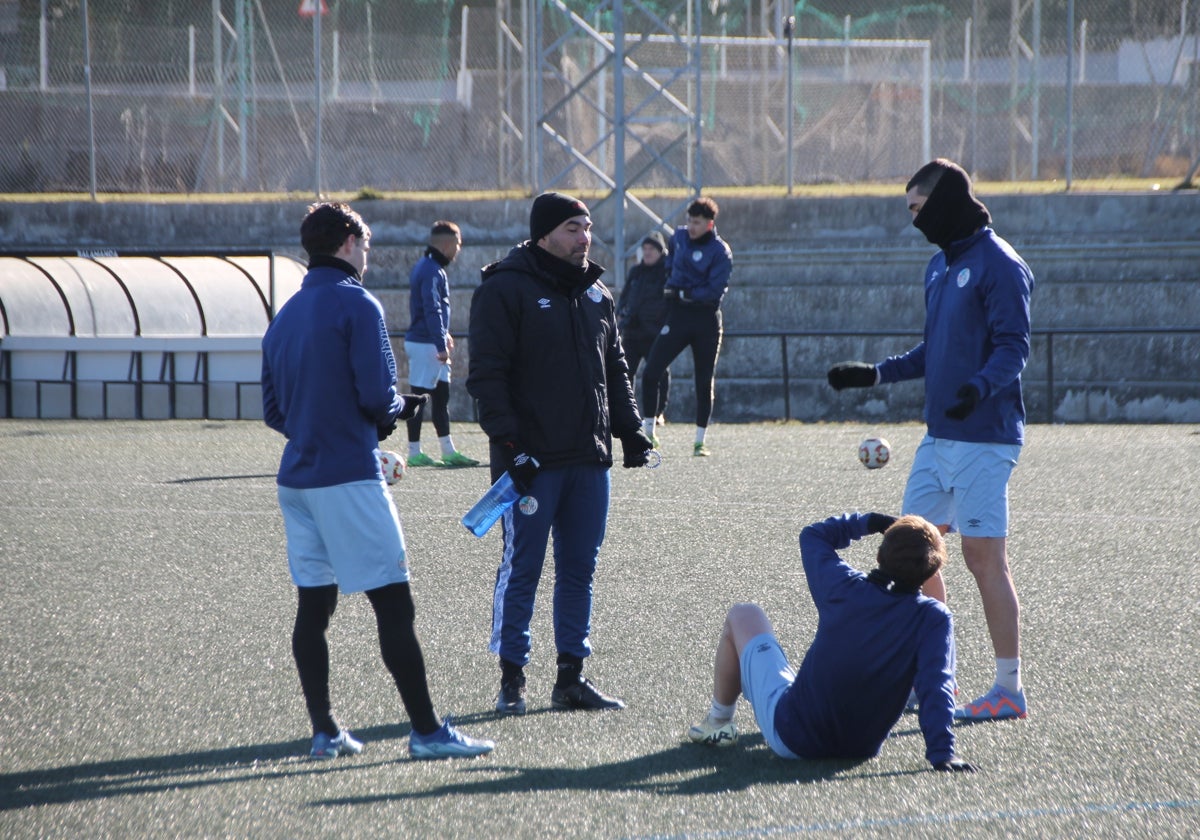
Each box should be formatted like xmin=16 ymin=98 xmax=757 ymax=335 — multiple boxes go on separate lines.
xmin=0 ymin=1 xmax=1196 ymax=195
xmin=720 ymin=327 xmax=1200 ymax=424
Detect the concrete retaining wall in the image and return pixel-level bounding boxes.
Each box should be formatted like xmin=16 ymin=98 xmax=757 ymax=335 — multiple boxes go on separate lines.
xmin=1 ymin=192 xmax=1197 ymax=422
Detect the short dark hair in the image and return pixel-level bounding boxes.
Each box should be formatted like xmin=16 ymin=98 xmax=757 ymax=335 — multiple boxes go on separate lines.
xmin=906 ymin=158 xmax=957 ymax=197
xmin=876 ymin=515 xmax=947 ymax=592
xmin=430 ymin=220 xmax=460 ymax=238
xmin=300 ymin=202 xmax=369 ymax=258
xmin=687 ymin=196 xmax=719 ymax=220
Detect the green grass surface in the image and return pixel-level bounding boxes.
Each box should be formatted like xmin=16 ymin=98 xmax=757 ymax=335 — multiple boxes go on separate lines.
xmin=2 ymin=420 xmax=1199 ymax=838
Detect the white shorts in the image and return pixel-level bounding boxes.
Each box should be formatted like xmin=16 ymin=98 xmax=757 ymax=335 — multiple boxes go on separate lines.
xmin=277 ymin=479 xmax=409 ymax=593
xmin=404 ymin=340 xmax=450 ymax=389
xmin=902 ymin=434 xmax=1021 ymax=537
xmin=740 ymin=633 xmax=801 ymax=759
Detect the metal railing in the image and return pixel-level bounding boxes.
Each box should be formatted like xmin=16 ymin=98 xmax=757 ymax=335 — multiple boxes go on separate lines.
xmin=3 ymin=325 xmax=1196 ymax=422
xmin=723 ymin=326 xmax=1200 ymax=423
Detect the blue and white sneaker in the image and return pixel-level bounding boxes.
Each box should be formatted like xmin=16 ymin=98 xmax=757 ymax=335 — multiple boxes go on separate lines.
xmin=409 ymin=719 xmax=495 ymax=760
xmin=310 ymin=729 xmax=363 ymax=760
xmin=954 ymin=685 xmax=1028 ymax=721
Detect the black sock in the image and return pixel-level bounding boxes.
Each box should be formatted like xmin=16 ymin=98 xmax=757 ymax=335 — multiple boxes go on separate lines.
xmin=500 ymin=658 xmax=525 ymax=686
xmin=555 ymin=653 xmax=583 ymax=689
xmin=293 ymin=585 xmax=340 ymax=738
xmin=365 ymin=583 xmax=442 ymax=736
xmin=405 ymin=386 xmax=434 ymax=445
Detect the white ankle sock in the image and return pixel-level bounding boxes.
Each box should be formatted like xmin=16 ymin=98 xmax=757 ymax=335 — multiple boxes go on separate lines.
xmin=709 ymin=698 xmax=735 ymax=721
xmin=408 ymin=442 xmax=423 ymax=457
xmin=439 ymin=435 xmax=455 ymax=456
xmin=643 ymin=417 xmax=657 ymax=438
xmin=695 ymin=427 xmax=707 ymax=445
xmin=995 ymin=657 xmax=1022 ymax=693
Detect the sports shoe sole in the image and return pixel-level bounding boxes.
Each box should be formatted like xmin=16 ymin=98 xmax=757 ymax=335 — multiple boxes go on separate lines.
xmin=550 ymin=687 xmax=625 ymax=711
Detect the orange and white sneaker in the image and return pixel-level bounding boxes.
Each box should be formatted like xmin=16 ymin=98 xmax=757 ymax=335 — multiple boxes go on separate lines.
xmin=954 ymin=685 xmax=1027 ymax=720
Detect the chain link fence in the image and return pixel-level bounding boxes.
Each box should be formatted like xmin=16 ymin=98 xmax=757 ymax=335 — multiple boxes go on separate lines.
xmin=0 ymin=0 xmax=1196 ymax=194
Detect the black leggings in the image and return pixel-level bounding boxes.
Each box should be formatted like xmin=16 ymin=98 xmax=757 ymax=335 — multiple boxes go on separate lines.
xmin=406 ymin=380 xmax=450 ymax=441
xmin=622 ymin=327 xmax=670 ymax=419
xmin=640 ymin=306 xmax=723 ymax=427
xmin=293 ymin=582 xmax=440 ymax=737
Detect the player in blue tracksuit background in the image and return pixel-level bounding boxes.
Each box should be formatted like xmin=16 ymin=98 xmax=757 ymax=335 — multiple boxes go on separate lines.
xmin=402 ymin=220 xmax=478 ymax=467
xmin=827 ymin=158 xmax=1034 ymax=723
xmin=639 ymin=196 xmax=732 ymax=457
xmin=687 ymin=511 xmax=974 ymax=772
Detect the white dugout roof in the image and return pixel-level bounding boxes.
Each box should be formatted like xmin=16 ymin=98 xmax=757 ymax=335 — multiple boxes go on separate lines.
xmin=0 ymin=252 xmax=305 ymax=419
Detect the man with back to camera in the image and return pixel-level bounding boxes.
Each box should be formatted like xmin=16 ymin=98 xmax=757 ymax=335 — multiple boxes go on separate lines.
xmin=687 ymin=511 xmax=976 ymax=773
xmin=467 ymin=191 xmax=655 ymax=716
xmin=826 ymin=158 xmax=1034 ymax=721
xmin=403 ymin=219 xmax=479 ymax=468
xmin=262 ymin=201 xmax=494 ymax=760
xmin=639 ymin=197 xmax=731 ymax=456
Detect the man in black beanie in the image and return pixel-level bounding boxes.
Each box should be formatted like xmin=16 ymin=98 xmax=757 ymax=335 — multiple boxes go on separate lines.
xmin=467 ymin=191 xmax=654 ymax=716
xmin=825 ymin=159 xmax=1034 ymax=723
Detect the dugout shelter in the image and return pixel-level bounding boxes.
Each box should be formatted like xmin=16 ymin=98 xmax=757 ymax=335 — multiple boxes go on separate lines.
xmin=0 ymin=251 xmax=305 ymax=419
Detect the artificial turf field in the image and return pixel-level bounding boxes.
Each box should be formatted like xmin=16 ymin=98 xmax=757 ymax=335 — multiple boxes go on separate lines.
xmin=2 ymin=419 xmax=1198 ymax=839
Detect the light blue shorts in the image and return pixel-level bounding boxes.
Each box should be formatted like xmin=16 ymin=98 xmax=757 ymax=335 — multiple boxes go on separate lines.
xmin=902 ymin=434 xmax=1021 ymax=537
xmin=404 ymin=340 xmax=451 ymax=389
xmin=740 ymin=633 xmax=801 ymax=759
xmin=277 ymin=479 xmax=409 ymax=593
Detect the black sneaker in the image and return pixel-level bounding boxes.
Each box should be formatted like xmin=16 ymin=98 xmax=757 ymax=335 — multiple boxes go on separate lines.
xmin=550 ymin=677 xmax=625 ymax=711
xmin=496 ymin=679 xmax=527 ymax=715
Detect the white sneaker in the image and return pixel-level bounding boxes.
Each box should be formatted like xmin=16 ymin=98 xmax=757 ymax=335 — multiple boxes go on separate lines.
xmin=687 ymin=714 xmax=738 ymax=747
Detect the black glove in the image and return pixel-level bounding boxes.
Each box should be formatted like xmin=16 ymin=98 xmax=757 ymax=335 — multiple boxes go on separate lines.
xmin=944 ymin=384 xmax=981 ymax=421
xmin=826 ymin=362 xmax=877 ymax=391
xmin=502 ymin=442 xmax=540 ymax=494
xmin=933 ymin=757 xmax=978 ymax=773
xmin=395 ymin=393 xmax=429 ymax=421
xmin=377 ymin=420 xmax=397 ymax=442
xmin=619 ymin=430 xmax=655 ymax=468
xmin=865 ymin=513 xmax=897 ymax=535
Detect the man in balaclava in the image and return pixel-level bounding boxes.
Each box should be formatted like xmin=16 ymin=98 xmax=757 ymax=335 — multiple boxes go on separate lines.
xmin=824 ymin=159 xmax=1035 ymax=723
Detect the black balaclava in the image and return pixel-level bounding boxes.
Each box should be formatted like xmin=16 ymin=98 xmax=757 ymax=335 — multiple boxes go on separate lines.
xmin=910 ymin=159 xmax=991 ymax=251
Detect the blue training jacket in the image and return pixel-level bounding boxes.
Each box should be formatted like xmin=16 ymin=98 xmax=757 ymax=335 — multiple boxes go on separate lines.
xmin=877 ymin=227 xmax=1034 ymax=445
xmin=405 ymin=249 xmax=451 ymax=353
xmin=262 ymin=261 xmax=402 ymax=489
xmin=774 ymin=513 xmax=958 ymax=767
xmin=663 ymin=226 xmax=731 ymax=308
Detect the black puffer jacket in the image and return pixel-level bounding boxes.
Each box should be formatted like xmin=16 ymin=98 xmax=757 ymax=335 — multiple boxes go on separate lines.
xmin=616 ymin=259 xmax=670 ymax=337
xmin=467 ymin=242 xmax=642 ymax=473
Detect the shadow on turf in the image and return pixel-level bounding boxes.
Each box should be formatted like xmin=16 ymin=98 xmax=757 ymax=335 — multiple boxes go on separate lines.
xmin=309 ymin=735 xmax=903 ymax=806
xmin=0 ymin=713 xmax=493 ymax=811
xmin=165 ymin=473 xmax=277 ymax=484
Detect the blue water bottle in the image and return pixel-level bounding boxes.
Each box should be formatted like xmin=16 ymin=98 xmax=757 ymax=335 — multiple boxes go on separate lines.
xmin=462 ymin=473 xmax=536 ymax=537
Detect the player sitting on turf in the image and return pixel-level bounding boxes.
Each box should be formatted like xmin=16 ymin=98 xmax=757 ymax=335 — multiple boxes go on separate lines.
xmin=688 ymin=511 xmax=976 ymax=772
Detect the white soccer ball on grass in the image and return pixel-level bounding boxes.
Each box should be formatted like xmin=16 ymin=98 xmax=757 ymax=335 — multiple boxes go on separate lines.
xmin=858 ymin=437 xmax=891 ymax=470
xmin=378 ymin=450 xmax=407 ymax=484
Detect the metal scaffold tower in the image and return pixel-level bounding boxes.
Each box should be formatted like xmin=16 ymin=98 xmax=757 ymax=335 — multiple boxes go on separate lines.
xmin=1007 ymin=0 xmax=1042 ymax=179
xmin=496 ymin=0 xmax=705 ymax=285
